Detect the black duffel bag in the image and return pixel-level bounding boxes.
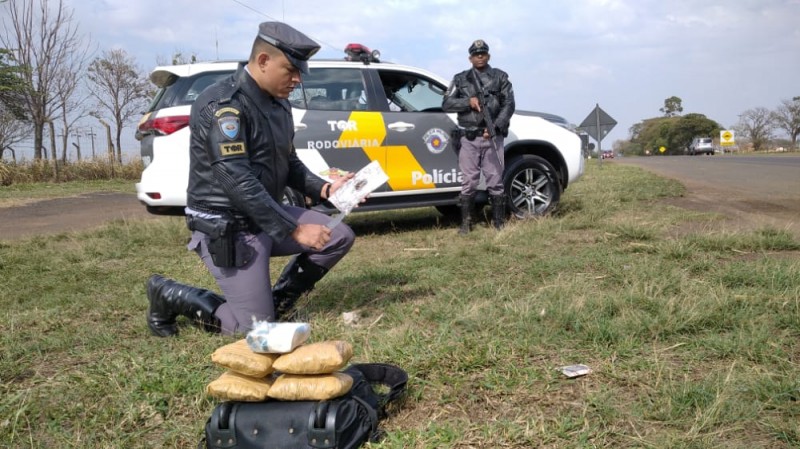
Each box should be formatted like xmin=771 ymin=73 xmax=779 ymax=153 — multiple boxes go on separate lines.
xmin=201 ymin=363 xmax=408 ymax=449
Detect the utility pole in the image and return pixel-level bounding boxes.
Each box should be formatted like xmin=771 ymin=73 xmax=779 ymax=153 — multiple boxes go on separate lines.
xmin=86 ymin=128 xmax=96 ymax=158
xmin=57 ymin=130 xmax=67 ymax=163
xmin=71 ymin=130 xmax=82 ymax=161
xmin=53 ymin=130 xmax=69 ymax=160
xmin=94 ymin=118 xmax=112 ymax=156
xmin=96 ymin=117 xmax=115 ymax=177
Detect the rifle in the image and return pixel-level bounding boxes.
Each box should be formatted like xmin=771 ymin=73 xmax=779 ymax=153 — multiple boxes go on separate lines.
xmin=470 ymin=68 xmax=503 ymax=168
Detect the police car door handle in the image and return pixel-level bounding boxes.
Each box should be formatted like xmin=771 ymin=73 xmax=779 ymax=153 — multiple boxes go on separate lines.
xmin=387 ymin=121 xmax=415 ymax=132
xmin=294 ymin=123 xmax=308 ymax=131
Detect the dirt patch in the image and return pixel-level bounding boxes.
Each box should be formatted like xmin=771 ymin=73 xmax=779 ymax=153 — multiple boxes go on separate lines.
xmin=0 ymin=192 xmax=166 ymax=241
xmin=613 ymin=156 xmax=800 ymax=239
xmin=662 ymin=186 xmax=800 ymax=237
xmin=2 ymin=157 xmax=799 ymax=241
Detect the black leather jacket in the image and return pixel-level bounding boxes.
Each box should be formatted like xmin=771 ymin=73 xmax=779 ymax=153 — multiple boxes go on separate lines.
xmin=187 ymin=64 xmax=325 ymax=242
xmin=442 ymin=65 xmax=515 ymax=136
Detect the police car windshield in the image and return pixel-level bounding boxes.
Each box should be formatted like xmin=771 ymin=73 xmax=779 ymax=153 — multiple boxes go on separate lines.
xmin=379 ymin=71 xmax=445 ymax=112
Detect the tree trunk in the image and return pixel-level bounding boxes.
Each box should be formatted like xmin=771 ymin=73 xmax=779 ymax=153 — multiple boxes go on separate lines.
xmin=115 ymin=127 xmax=122 ymax=164
xmin=34 ymin=124 xmax=44 ymax=160
xmin=47 ymin=121 xmax=59 ymax=181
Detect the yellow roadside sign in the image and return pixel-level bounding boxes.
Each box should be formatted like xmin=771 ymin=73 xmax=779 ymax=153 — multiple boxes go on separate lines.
xmin=720 ymin=130 xmax=735 ymax=147
xmin=659 ymin=146 xmax=666 ymax=153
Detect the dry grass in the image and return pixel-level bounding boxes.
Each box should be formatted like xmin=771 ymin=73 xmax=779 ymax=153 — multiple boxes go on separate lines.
xmin=1 ymin=163 xmax=799 ymax=448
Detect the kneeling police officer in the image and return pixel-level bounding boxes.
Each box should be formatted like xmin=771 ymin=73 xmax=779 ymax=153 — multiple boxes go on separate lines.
xmin=146 ymin=22 xmax=356 ymax=337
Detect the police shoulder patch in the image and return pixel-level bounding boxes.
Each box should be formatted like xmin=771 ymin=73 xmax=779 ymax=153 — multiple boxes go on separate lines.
xmin=217 ymin=115 xmax=240 ymax=140
xmin=219 ymin=141 xmax=247 ymax=157
xmin=214 ymin=107 xmax=240 ymax=117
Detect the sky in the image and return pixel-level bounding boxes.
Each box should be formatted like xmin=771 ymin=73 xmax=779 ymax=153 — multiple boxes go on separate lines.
xmin=4 ymin=0 xmax=800 ymax=158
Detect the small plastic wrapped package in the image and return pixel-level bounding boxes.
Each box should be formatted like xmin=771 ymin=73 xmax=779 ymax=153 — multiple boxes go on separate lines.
xmin=245 ymin=319 xmax=311 ymax=354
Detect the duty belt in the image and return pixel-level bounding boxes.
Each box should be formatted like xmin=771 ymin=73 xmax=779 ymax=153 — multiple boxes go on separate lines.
xmin=464 ymin=127 xmax=484 ymax=141
xmin=186 ymin=214 xmax=260 ymax=236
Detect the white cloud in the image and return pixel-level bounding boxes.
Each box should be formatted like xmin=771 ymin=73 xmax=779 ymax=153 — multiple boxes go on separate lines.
xmin=5 ymin=0 xmax=798 ymax=158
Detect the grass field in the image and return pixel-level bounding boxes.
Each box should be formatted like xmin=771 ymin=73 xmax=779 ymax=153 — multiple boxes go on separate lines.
xmin=1 ymin=162 xmax=798 ymax=448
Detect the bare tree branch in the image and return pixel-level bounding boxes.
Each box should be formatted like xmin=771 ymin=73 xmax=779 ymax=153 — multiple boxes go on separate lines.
xmin=0 ymin=104 xmax=31 ymax=158
xmin=735 ymin=107 xmax=775 ymax=152
xmin=0 ymin=0 xmax=90 ymax=161
xmin=53 ymin=50 xmax=92 ymax=162
xmin=87 ymin=48 xmax=150 ymax=163
xmin=771 ymin=97 xmax=800 ymax=150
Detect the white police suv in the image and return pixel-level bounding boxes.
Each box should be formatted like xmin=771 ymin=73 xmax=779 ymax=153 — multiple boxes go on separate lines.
xmin=135 ymin=44 xmax=584 ymax=219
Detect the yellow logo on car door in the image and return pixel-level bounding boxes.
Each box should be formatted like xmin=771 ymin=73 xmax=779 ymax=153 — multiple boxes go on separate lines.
xmin=338 ymin=112 xmax=434 ymax=190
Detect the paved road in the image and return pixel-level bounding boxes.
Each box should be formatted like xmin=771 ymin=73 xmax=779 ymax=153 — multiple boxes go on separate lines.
xmin=613 ymin=154 xmax=800 ymax=197
xmin=613 ymin=154 xmax=800 ymax=236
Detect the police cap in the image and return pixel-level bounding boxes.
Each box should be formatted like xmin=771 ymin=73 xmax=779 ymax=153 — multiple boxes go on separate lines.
xmin=468 ymin=39 xmax=490 ymax=55
xmin=257 ymin=22 xmax=320 ymax=74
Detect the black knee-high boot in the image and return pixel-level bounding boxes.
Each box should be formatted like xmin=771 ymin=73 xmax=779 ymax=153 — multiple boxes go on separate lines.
xmin=458 ymin=194 xmax=475 ymax=235
xmin=491 ymin=194 xmax=506 ymax=230
xmin=146 ymin=275 xmax=225 ymax=337
xmin=272 ymin=254 xmax=329 ymax=321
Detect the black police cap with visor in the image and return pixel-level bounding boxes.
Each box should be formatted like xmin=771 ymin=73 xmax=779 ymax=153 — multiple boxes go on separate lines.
xmin=468 ymin=39 xmax=489 ymax=55
xmin=257 ymin=22 xmax=321 ymax=74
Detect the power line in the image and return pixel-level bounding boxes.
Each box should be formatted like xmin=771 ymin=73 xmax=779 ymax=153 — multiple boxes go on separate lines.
xmin=229 ymin=0 xmax=279 ymax=20
xmin=228 ymin=0 xmax=341 ymax=53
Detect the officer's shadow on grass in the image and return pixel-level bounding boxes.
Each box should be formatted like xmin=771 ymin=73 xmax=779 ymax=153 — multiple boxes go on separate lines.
xmin=342 ymin=203 xmax=521 ymax=236
xmin=302 ymin=269 xmax=425 ymax=319
xmin=343 ymin=208 xmax=460 ymax=236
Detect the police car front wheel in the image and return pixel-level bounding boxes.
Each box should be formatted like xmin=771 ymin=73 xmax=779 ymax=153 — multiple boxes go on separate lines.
xmin=503 ymin=155 xmax=561 ymax=219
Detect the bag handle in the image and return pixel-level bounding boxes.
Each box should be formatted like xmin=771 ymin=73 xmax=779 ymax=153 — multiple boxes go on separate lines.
xmin=349 ymin=363 xmax=408 ymax=404
xmin=206 ymin=402 xmax=238 ymax=448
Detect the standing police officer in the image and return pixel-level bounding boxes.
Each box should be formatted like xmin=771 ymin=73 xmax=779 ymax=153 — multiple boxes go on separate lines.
xmin=146 ymin=22 xmax=356 ymax=337
xmin=442 ymin=39 xmax=515 ymax=233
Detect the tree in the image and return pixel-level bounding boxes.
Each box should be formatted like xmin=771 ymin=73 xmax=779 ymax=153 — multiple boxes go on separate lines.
xmin=0 ymin=48 xmax=28 ymax=120
xmin=0 ymin=104 xmax=31 ymax=161
xmin=0 ymin=0 xmax=90 ymax=160
xmin=628 ymin=122 xmax=643 ymax=142
xmin=736 ymin=107 xmax=774 ymax=151
xmin=54 ymin=63 xmax=91 ymax=162
xmin=49 ymin=34 xmax=91 ymax=163
xmin=629 ymin=116 xmax=677 ymax=155
xmin=771 ymin=97 xmax=800 ymax=150
xmin=627 ymin=113 xmax=721 ymax=156
xmin=659 ymin=96 xmax=683 ymax=117
xmin=671 ymin=113 xmax=721 ymax=151
xmin=156 ymin=50 xmax=199 ymax=66
xmin=87 ymin=49 xmax=150 ymax=163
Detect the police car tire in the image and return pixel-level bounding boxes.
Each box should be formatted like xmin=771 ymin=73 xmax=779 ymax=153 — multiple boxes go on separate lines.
xmin=435 ymin=205 xmax=460 ymax=220
xmin=503 ymin=154 xmax=561 ymax=219
xmin=145 ymin=205 xmax=185 ymax=216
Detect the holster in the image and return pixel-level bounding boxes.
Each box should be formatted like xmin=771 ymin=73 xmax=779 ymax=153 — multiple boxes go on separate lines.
xmin=450 ymin=128 xmax=463 ymax=152
xmin=186 ymin=215 xmax=238 ymax=268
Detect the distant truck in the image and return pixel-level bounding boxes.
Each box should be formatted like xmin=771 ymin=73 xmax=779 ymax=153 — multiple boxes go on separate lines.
xmin=687 ymin=137 xmax=715 ymax=156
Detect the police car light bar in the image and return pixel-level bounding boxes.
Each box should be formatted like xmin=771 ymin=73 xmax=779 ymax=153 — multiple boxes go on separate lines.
xmin=344 ymin=43 xmax=380 ymax=64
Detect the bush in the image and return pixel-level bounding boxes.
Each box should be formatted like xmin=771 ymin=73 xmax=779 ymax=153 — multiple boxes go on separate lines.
xmin=0 ymin=157 xmax=143 ymax=185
